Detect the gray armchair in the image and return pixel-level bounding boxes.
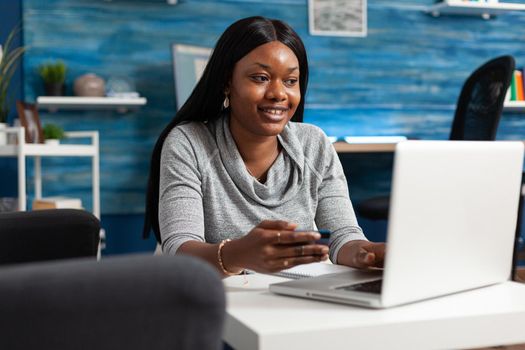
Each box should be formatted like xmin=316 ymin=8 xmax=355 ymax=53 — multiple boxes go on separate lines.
xmin=0 ymin=210 xmax=225 ymax=350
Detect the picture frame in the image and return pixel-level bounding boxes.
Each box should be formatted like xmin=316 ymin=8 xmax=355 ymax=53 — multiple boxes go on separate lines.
xmin=308 ymin=0 xmax=367 ymax=37
xmin=16 ymin=101 xmax=44 ymax=143
xmin=171 ymin=44 xmax=212 ymax=110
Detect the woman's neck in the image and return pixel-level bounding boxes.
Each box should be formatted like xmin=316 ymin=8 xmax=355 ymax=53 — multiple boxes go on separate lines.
xmin=229 ymin=123 xmax=281 ymax=182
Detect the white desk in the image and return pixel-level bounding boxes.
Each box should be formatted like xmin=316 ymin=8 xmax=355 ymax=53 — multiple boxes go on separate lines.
xmin=223 ymin=274 xmax=525 ymax=350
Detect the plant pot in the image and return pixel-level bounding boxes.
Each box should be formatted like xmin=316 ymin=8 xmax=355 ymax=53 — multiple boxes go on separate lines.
xmin=44 ymin=139 xmax=60 ymax=146
xmin=0 ymin=123 xmax=7 ymax=145
xmin=44 ymin=82 xmax=65 ymax=96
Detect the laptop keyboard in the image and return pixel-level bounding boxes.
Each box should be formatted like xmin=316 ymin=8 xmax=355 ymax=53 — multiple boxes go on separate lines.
xmin=336 ymin=279 xmax=383 ymax=294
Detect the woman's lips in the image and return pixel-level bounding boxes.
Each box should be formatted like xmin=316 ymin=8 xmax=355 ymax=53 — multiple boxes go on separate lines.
xmin=258 ymin=106 xmax=289 ymax=122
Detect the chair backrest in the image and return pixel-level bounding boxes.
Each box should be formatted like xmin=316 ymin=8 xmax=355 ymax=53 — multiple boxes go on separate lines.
xmin=449 ymin=55 xmax=515 ymax=141
xmin=0 ymin=209 xmax=100 ymax=265
xmin=0 ymin=254 xmax=226 ymax=350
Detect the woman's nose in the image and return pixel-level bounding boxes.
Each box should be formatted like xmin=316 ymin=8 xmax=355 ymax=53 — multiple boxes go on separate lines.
xmin=266 ymin=81 xmax=286 ymax=101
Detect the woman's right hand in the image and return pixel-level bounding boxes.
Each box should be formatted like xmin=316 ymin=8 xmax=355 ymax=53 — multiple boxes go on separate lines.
xmin=223 ymin=220 xmax=329 ymax=274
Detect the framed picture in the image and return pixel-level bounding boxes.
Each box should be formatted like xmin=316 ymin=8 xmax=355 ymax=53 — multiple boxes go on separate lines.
xmin=16 ymin=101 xmax=44 ymax=143
xmin=171 ymin=44 xmax=212 ymax=110
xmin=308 ymin=0 xmax=367 ymax=37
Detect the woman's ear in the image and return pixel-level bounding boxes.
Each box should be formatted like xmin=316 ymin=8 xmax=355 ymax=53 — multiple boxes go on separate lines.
xmin=224 ymin=80 xmax=231 ymax=96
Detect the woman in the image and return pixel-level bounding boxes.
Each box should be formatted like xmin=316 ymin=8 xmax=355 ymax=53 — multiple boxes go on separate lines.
xmin=144 ymin=16 xmax=385 ymax=276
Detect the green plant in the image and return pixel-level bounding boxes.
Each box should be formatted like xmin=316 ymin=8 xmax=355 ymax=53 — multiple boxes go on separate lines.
xmin=38 ymin=60 xmax=67 ymax=84
xmin=0 ymin=25 xmax=26 ymax=123
xmin=43 ymin=123 xmax=65 ymax=140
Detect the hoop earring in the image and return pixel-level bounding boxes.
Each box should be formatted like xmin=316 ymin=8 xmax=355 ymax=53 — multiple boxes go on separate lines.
xmin=223 ymin=96 xmax=230 ymax=109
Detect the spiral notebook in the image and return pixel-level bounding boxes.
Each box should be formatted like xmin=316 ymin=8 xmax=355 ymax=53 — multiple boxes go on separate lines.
xmin=275 ymin=262 xmax=353 ymax=279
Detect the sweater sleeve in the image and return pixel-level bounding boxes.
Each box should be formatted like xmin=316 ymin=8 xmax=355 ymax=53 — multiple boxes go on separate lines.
xmin=313 ymin=135 xmax=368 ymax=264
xmin=159 ymin=127 xmax=205 ymax=255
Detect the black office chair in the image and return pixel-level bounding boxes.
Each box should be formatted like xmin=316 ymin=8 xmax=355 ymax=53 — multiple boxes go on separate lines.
xmin=0 ymin=209 xmax=100 ymax=265
xmin=356 ymin=55 xmax=516 ymax=221
xmin=512 ymin=179 xmax=524 ymax=281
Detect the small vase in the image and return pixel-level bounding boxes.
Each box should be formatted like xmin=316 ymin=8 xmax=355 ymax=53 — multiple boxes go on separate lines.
xmin=74 ymin=73 xmax=105 ymax=97
xmin=45 ymin=139 xmax=60 ymax=146
xmin=44 ymin=82 xmax=65 ymax=96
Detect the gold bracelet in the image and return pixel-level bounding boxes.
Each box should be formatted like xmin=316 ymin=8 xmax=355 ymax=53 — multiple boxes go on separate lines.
xmin=217 ymin=239 xmax=242 ymax=276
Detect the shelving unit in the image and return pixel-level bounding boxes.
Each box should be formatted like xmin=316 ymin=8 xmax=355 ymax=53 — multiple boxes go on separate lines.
xmin=503 ymin=101 xmax=525 ymax=112
xmin=37 ymin=96 xmax=147 ymax=113
xmin=0 ymin=127 xmax=100 ymax=218
xmin=426 ymin=1 xmax=525 ymax=19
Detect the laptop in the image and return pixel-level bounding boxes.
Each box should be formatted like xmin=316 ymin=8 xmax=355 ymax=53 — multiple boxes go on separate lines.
xmin=270 ymin=140 xmax=524 ymax=308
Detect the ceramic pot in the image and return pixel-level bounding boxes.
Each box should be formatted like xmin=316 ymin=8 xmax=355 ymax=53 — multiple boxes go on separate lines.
xmin=74 ymin=73 xmax=105 ymax=97
xmin=44 ymin=82 xmax=65 ymax=96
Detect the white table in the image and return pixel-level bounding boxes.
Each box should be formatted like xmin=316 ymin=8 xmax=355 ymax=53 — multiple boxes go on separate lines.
xmin=0 ymin=127 xmax=100 ymax=218
xmin=223 ymin=273 xmax=525 ymax=350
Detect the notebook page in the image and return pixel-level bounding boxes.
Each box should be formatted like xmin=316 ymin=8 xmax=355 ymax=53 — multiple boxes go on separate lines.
xmin=274 ymin=262 xmax=352 ymax=279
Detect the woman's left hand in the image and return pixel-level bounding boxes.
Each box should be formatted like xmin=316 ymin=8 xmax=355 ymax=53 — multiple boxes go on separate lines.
xmin=338 ymin=240 xmax=386 ymax=269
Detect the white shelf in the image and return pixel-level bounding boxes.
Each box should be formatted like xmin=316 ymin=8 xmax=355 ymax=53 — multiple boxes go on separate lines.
xmin=0 ymin=127 xmax=100 ymax=218
xmin=37 ymin=96 xmax=147 ymax=112
xmin=0 ymin=144 xmax=96 ymax=157
xmin=426 ymin=1 xmax=525 ymax=19
xmin=504 ymin=101 xmax=525 ymax=112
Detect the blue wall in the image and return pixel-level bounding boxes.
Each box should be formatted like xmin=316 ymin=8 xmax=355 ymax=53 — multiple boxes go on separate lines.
xmin=0 ymin=0 xmax=23 ymax=198
xmin=12 ymin=0 xmax=525 ymax=253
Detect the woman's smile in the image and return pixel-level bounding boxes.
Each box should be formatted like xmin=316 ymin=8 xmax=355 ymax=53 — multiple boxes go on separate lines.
xmin=258 ymin=104 xmax=290 ymax=122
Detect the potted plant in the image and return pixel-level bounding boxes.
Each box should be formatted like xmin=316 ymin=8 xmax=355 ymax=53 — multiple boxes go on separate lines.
xmin=42 ymin=123 xmax=65 ymax=145
xmin=38 ymin=60 xmax=67 ymax=96
xmin=0 ymin=25 xmax=25 ymax=144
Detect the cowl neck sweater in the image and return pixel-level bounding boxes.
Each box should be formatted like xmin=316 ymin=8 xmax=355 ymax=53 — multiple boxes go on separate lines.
xmin=214 ymin=115 xmax=303 ymax=207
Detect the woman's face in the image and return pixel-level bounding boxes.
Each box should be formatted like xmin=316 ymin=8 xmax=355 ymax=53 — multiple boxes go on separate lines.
xmin=228 ymin=41 xmax=301 ymax=139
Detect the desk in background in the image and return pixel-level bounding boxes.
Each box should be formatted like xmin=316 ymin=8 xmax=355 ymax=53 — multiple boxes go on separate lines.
xmin=333 ymin=141 xmax=396 ymax=153
xmin=332 ymin=139 xmax=525 ymax=154
xmin=332 ymin=136 xmax=404 ymax=153
xmin=223 ymin=273 xmax=525 ymax=350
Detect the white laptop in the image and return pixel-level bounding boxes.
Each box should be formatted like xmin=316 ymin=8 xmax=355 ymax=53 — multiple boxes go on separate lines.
xmin=270 ymin=141 xmax=524 ymax=308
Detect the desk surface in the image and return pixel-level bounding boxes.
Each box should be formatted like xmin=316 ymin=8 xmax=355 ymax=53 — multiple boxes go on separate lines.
xmin=223 ymin=274 xmax=525 ymax=350
xmin=333 ymin=141 xmax=396 ymax=153
xmin=332 ymin=140 xmax=525 ymax=153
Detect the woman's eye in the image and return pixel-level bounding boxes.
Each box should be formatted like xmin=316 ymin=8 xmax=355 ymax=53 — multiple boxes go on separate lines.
xmin=251 ymin=75 xmax=268 ymax=82
xmin=285 ymin=79 xmax=298 ymax=86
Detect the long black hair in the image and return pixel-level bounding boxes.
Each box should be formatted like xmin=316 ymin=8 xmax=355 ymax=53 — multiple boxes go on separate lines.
xmin=143 ymin=16 xmax=309 ymax=243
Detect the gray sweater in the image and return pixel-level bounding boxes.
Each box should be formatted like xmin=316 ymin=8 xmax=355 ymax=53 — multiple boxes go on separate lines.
xmin=159 ymin=115 xmax=367 ymax=263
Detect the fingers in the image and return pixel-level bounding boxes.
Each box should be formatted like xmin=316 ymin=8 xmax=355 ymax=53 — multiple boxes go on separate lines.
xmin=253 ymin=227 xmax=319 ymax=246
xmin=254 ymin=221 xmax=322 ymax=245
xmin=369 ymin=242 xmax=386 ymax=261
xmin=354 ymin=244 xmax=385 ymax=269
xmin=359 ymin=250 xmax=376 ymax=265
xmin=272 ymin=231 xmax=321 ymax=245
xmin=247 ymin=222 xmax=332 ymax=273
xmin=257 ymin=220 xmax=297 ymax=230
xmin=274 ymin=244 xmax=329 ymax=259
